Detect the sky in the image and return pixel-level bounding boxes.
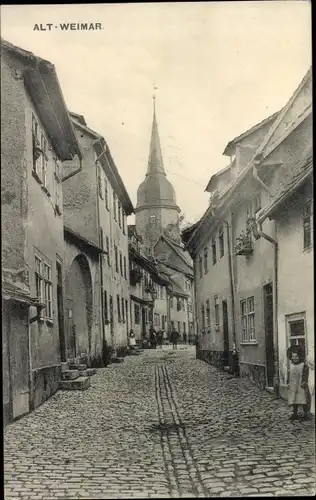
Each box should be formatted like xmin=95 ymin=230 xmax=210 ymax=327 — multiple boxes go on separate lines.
xmin=1 ymin=2 xmax=312 ymax=224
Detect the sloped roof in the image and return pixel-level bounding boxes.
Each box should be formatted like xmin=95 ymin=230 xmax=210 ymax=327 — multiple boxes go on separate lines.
xmin=156 ymin=234 xmax=193 ymax=269
xmin=223 ymin=110 xmax=280 ymax=156
xmin=259 ymin=151 xmax=313 ymax=220
xmin=1 ymin=38 xmax=81 ymax=161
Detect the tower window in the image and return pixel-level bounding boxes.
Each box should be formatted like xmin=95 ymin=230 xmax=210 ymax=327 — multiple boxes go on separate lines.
xmin=150 ymin=215 xmax=157 ymax=224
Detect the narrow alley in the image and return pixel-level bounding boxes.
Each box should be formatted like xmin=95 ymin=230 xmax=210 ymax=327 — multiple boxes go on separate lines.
xmin=4 ymin=347 xmax=315 ymax=499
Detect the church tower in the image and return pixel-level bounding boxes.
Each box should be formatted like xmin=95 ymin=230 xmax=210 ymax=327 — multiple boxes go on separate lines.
xmin=135 ymin=101 xmax=181 ymax=251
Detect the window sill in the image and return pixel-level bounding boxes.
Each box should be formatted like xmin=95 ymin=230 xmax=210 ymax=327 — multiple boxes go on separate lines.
xmin=240 ymin=341 xmax=258 ymax=346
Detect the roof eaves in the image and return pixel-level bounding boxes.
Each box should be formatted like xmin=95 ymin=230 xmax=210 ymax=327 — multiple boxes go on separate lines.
xmin=222 ymin=110 xmax=280 ymax=156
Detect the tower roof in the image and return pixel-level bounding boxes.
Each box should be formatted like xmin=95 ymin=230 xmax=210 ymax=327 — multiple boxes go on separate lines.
xmin=136 ymin=102 xmax=180 ymax=212
xmin=146 ymin=104 xmax=166 ymax=176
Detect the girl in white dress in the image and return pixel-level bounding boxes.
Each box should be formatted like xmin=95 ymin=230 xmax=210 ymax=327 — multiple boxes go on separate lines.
xmin=287 ymin=346 xmax=309 ymax=422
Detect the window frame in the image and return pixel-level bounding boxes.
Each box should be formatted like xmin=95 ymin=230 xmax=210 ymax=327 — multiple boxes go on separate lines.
xmin=198 ymin=255 xmax=203 ymax=278
xmin=212 ymin=238 xmax=217 ymax=265
xmin=35 ymin=254 xmax=53 ymax=321
xmin=240 ymin=296 xmax=256 ymax=343
xmin=219 ymin=224 xmax=224 ymax=258
xmin=286 ymin=312 xmax=307 ymax=355
xmin=104 ymin=179 xmax=109 ymax=209
xmin=303 ymin=200 xmax=313 ymax=250
xmin=114 ymin=245 xmax=119 ymax=273
xmin=106 ymin=236 xmax=111 ymax=266
xmin=203 ymin=247 xmax=208 ymax=274
xmin=117 ymin=294 xmax=121 ymax=322
xmin=214 ymin=295 xmax=220 ymax=327
xmin=206 ymin=299 xmax=211 ymax=327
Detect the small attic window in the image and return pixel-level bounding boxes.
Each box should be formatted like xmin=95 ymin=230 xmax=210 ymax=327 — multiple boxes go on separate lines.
xmin=150 ymin=215 xmax=157 ymax=224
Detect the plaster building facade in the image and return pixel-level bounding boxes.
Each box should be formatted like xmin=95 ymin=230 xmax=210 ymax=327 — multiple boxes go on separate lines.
xmin=134 ymin=103 xmax=194 ymax=338
xmin=128 ymin=225 xmax=169 ymax=341
xmin=63 ymin=113 xmax=134 ymax=360
xmin=1 ymin=39 xmax=81 ymax=423
xmin=183 ymin=67 xmax=313 ymax=396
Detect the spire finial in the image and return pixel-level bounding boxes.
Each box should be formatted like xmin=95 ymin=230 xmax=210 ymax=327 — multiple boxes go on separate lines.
xmin=153 ymin=85 xmax=158 ymax=115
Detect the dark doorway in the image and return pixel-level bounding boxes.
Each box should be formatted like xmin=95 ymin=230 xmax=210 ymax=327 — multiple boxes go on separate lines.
xmin=56 ymin=261 xmax=66 ymax=362
xmin=141 ymin=307 xmax=146 ymax=339
xmin=222 ymin=300 xmax=229 ymax=366
xmin=263 ymin=283 xmax=274 ymax=387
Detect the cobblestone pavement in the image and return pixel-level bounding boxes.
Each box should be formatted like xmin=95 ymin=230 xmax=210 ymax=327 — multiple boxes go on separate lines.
xmin=4 ymin=346 xmax=315 ymax=499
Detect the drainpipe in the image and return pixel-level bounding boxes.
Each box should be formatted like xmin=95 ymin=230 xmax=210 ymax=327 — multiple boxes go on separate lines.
xmin=252 ymin=162 xmax=280 ymax=397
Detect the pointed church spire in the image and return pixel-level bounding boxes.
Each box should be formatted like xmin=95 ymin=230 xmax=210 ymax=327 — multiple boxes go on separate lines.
xmin=146 ymin=89 xmax=166 ymax=176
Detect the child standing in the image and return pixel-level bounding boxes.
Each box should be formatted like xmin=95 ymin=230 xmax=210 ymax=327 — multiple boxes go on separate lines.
xmin=287 ymin=345 xmax=309 ymax=422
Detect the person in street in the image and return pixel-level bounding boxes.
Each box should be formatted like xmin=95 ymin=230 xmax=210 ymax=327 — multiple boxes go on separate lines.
xmin=128 ymin=330 xmax=136 ymax=351
xmin=157 ymin=330 xmax=163 ymax=349
xmin=170 ymin=329 xmax=179 ymax=350
xmin=149 ymin=327 xmax=157 ymax=349
xmin=287 ymin=345 xmax=310 ymax=422
xmin=162 ymin=329 xmax=168 ymax=345
xmin=183 ymin=332 xmax=187 ymax=345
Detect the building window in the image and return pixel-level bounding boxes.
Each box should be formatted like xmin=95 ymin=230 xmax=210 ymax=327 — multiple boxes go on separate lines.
xmin=123 ymin=212 xmax=126 ymax=234
xmin=103 ymin=290 xmax=108 ymax=322
xmin=114 ymin=245 xmax=119 ymax=273
xmin=240 ymin=296 xmax=255 ymax=342
xmin=40 ymin=134 xmax=48 ymax=188
xmin=113 ymin=193 xmax=117 ymax=220
xmin=134 ymin=304 xmax=140 ymax=324
xmin=121 ymin=297 xmax=125 ymax=322
xmin=214 ymin=296 xmax=220 ymax=327
xmin=106 ymin=236 xmax=111 ymax=266
xmin=199 ymin=255 xmax=203 ymax=278
xmin=206 ymin=299 xmax=211 ymax=327
xmin=43 ymin=263 xmax=52 ymax=319
xmin=201 ymin=305 xmax=205 ymax=330
xmin=98 ymin=167 xmax=103 ymax=199
xmin=178 ymin=321 xmax=181 ymax=333
xmin=35 ymin=255 xmax=52 ymax=320
xmin=183 ymin=322 xmax=186 ymax=334
xmin=118 ymin=201 xmax=122 ymax=228
xmin=104 ymin=179 xmax=109 ymax=209
xmin=35 ymin=255 xmax=43 ymax=302
xmin=212 ymin=238 xmax=217 ymax=265
xmin=219 ymin=224 xmax=224 ymax=258
xmin=119 ymin=252 xmax=123 ymax=276
xmin=286 ymin=313 xmax=306 ymax=354
xmin=125 ymin=299 xmax=128 ymax=325
xmin=188 ymin=301 xmax=192 ymax=313
xmin=303 ymin=200 xmax=313 ymax=249
xmin=32 ymin=114 xmax=41 ymax=179
xmin=150 ymin=215 xmax=157 ymax=224
xmin=203 ymin=247 xmax=208 ymax=274
xmin=117 ymin=295 xmax=121 ymax=322
xmin=123 ymin=256 xmax=127 ymax=279
xmin=54 ymin=159 xmax=61 ymax=209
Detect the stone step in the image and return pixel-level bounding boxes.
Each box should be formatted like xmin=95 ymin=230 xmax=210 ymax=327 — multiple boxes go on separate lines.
xmin=59 ymin=376 xmax=91 ymax=391
xmin=62 ymin=370 xmax=80 ymax=381
xmin=86 ymin=368 xmax=96 ymax=376
xmin=61 ymin=362 xmax=69 ymax=373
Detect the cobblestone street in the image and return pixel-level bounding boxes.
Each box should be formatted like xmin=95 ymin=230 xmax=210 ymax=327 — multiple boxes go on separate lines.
xmin=4 ymin=346 xmax=315 ymax=499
